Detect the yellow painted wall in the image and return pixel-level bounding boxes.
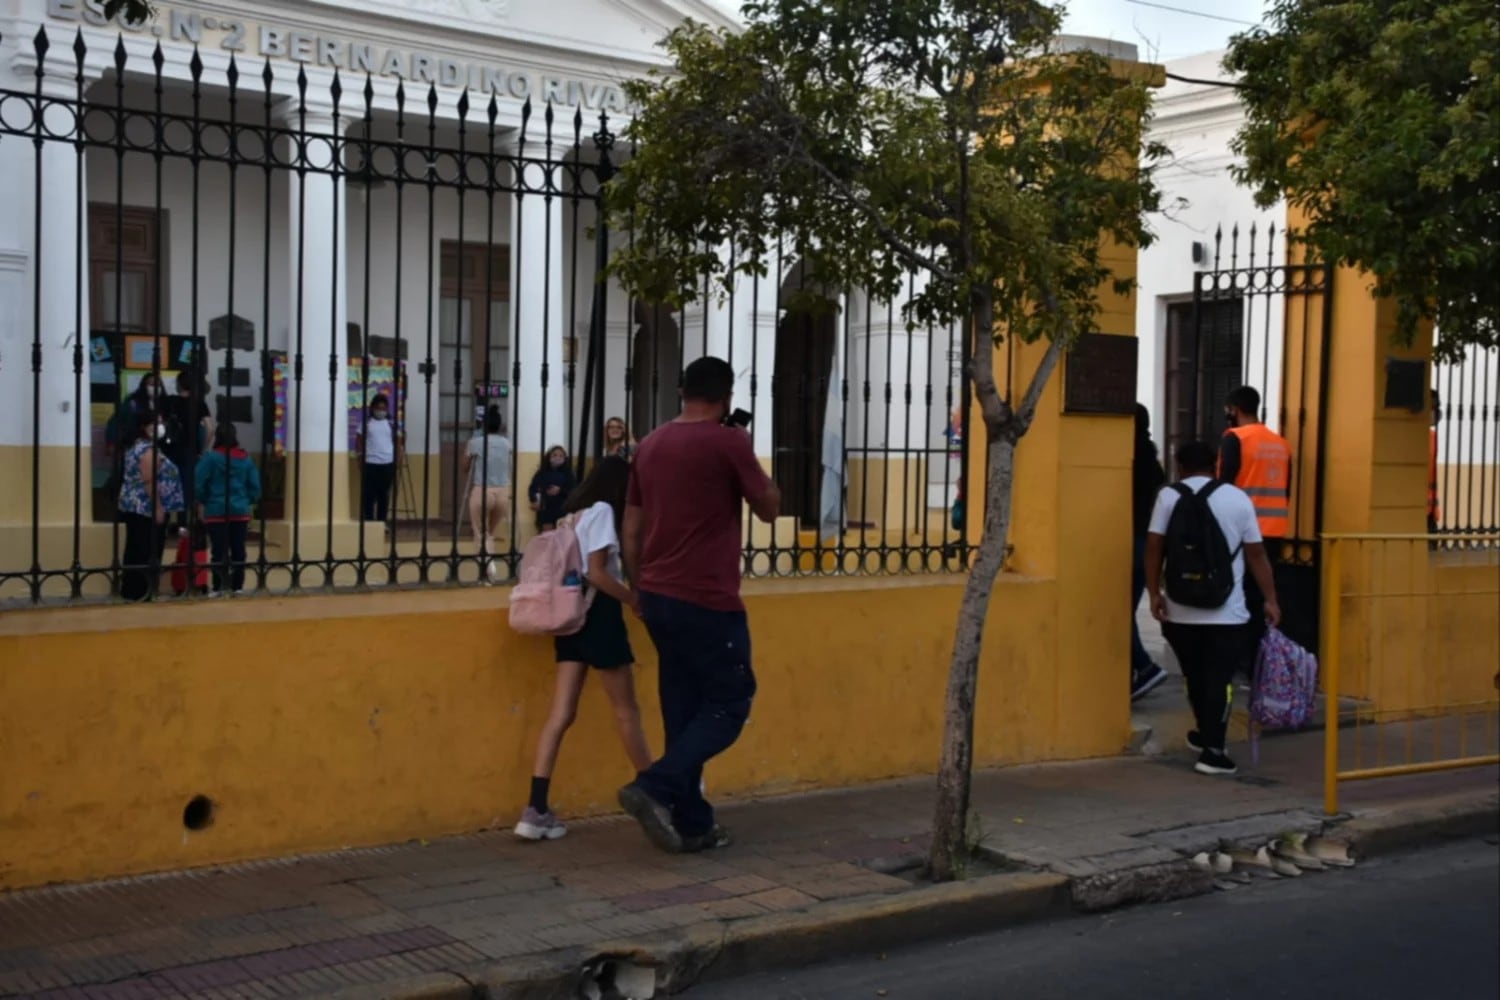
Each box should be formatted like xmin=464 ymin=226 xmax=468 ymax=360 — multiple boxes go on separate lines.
xmin=0 ymin=571 xmax=1126 ymax=891
xmin=1296 ymin=204 xmax=1500 ymax=719
xmin=0 ymin=50 xmax=1157 ymax=891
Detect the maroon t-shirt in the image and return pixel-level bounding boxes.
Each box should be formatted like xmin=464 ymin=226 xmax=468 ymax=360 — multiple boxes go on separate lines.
xmin=627 ymin=420 xmax=773 ymax=612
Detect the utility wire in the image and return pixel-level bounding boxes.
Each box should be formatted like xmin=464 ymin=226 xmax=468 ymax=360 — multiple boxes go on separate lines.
xmin=1124 ymin=0 xmax=1260 ymax=27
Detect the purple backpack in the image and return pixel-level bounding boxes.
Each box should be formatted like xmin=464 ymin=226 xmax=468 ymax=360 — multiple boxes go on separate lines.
xmin=1249 ymin=626 xmax=1319 ymax=762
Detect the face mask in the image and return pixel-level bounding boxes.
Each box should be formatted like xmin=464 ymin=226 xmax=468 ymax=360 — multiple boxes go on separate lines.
xmin=154 ymin=423 xmax=166 ymax=439
xmin=372 ymin=410 xmax=388 ymax=421
xmin=1225 ymin=411 xmax=1236 ymax=428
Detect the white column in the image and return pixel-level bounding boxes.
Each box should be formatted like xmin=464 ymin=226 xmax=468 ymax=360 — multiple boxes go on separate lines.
xmin=277 ymin=97 xmax=349 ymax=527
xmin=0 ymin=63 xmax=93 ymax=536
xmin=510 ymin=140 xmax=566 ymax=457
xmin=0 ymin=68 xmax=89 ymax=452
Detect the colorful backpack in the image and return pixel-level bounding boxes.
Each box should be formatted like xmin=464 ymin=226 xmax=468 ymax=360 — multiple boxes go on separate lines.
xmin=507 ymin=514 xmax=594 ymax=636
xmin=1249 ymin=626 xmax=1319 ymax=762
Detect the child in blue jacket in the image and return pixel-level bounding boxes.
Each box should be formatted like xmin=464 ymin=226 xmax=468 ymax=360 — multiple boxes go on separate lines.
xmin=195 ymin=423 xmax=262 ymax=595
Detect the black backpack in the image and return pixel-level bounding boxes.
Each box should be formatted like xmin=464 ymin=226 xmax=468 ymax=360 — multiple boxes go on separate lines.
xmin=1162 ymin=481 xmax=1241 ymax=609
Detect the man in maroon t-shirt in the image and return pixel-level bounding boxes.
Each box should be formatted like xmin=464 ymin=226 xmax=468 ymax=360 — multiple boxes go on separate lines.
xmin=619 ymin=357 xmax=780 ymax=853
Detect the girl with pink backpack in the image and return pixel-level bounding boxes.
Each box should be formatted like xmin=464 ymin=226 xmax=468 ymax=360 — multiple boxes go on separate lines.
xmin=513 ymin=455 xmax=653 ymax=841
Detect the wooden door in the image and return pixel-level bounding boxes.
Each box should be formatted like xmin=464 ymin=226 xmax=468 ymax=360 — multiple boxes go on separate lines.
xmin=772 ymin=309 xmax=836 ymax=526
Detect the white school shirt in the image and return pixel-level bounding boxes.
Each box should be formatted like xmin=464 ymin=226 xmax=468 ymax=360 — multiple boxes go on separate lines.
xmin=573 ymin=501 xmax=624 ymax=584
xmin=1147 ymin=476 xmax=1262 ymax=626
xmin=364 ymin=417 xmax=396 ymax=464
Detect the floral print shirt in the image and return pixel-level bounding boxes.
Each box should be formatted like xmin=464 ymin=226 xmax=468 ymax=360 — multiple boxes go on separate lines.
xmin=118 ymin=439 xmax=185 ymax=517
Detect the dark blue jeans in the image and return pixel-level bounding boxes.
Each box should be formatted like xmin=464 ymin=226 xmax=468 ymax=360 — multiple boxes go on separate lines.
xmin=635 ymin=591 xmax=757 ymax=838
xmin=1131 ymin=535 xmax=1154 ymax=676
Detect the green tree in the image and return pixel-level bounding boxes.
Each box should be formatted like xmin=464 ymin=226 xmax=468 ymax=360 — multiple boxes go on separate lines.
xmin=607 ymin=0 xmax=1162 ymax=880
xmin=101 ymin=0 xmax=153 ymax=24
xmin=1227 ymin=0 xmax=1499 ymax=360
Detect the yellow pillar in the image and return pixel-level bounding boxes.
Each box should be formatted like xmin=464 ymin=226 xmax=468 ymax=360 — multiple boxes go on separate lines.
xmin=965 ymin=46 xmax=1164 ymax=760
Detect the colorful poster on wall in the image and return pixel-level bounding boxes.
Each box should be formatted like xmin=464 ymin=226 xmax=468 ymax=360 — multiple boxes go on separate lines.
xmin=90 ymin=403 xmax=114 ymax=489
xmin=270 ymin=351 xmax=289 ymax=458
xmin=348 ymin=358 xmax=406 ymax=451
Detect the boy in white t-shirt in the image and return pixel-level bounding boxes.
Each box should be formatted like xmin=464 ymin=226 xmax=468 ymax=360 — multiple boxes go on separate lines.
xmin=1144 ymin=440 xmax=1281 ymax=776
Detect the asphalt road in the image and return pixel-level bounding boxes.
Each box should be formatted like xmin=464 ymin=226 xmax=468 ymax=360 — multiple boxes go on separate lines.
xmin=696 ymin=837 xmax=1500 ymax=1000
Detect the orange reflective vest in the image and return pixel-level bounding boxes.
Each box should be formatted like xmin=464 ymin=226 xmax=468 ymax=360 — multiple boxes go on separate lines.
xmin=1224 ymin=423 xmax=1291 ymax=538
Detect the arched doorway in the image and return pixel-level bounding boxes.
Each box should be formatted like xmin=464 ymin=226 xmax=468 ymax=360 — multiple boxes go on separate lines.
xmin=772 ymin=267 xmax=838 ymax=527
xmin=631 ymin=302 xmax=682 ymax=436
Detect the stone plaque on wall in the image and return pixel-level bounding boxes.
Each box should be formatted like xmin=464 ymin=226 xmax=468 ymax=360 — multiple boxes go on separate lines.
xmin=208 ymin=314 xmax=255 ymax=352
xmin=1064 ymin=333 xmax=1137 ymax=415
xmin=216 ymin=394 xmax=253 ymax=423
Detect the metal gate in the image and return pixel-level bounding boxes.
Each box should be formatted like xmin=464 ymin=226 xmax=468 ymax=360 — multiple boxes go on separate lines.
xmin=1188 ymin=224 xmax=1333 ymax=652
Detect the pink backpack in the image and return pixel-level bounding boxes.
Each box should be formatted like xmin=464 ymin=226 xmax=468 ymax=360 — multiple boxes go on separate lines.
xmin=1249 ymin=626 xmax=1319 ymax=762
xmin=508 ymin=514 xmax=594 ymax=636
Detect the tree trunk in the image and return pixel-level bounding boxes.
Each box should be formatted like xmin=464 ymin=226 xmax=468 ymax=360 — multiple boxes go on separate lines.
xmin=928 ymin=431 xmax=1016 ymax=882
xmin=927 ymin=299 xmax=1068 ymax=883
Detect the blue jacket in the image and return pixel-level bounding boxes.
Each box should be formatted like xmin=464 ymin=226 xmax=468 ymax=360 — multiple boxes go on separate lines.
xmin=195 ymin=447 xmax=262 ymax=520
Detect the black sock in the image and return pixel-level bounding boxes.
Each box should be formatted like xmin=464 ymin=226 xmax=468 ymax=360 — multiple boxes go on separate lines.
xmin=529 ymin=776 xmax=551 ymax=814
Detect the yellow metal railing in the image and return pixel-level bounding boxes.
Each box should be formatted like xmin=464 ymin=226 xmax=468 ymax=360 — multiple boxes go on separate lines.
xmin=1321 ymin=533 xmax=1500 ymax=815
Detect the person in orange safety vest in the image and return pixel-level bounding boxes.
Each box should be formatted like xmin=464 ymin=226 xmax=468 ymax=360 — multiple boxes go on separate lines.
xmin=1218 ymin=385 xmax=1291 ymax=540
xmin=1219 ymin=385 xmax=1291 ymax=672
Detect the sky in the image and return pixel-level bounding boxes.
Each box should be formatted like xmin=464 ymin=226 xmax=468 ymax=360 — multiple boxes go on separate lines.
xmin=713 ymin=1 xmax=1270 ymax=64
xmin=1059 ymin=0 xmax=1267 ymax=62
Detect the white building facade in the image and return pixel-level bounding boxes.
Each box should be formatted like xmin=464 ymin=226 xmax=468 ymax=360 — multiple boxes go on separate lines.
xmin=1135 ymin=49 xmax=1496 ymax=532
xmin=0 ymin=0 xmax=966 ymax=599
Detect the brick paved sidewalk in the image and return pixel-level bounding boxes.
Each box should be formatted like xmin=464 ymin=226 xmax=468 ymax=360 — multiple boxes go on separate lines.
xmin=2 ymin=724 xmax=1494 ymax=1000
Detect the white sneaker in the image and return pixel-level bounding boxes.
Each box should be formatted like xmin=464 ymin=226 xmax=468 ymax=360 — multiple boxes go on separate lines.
xmin=514 ymin=807 xmax=567 ymax=841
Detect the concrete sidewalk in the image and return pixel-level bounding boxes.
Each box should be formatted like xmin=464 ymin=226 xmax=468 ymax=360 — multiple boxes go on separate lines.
xmin=1 ymin=721 xmax=1495 ymax=1000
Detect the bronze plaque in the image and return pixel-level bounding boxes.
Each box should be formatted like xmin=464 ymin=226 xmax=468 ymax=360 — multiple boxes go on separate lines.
xmin=1064 ymin=333 xmax=1137 ymax=415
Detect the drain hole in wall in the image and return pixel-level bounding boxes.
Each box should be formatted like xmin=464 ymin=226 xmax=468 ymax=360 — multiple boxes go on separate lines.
xmin=183 ymin=796 xmax=215 ymax=832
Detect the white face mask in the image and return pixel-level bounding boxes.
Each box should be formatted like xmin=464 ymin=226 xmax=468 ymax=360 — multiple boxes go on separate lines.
xmin=154 ymin=423 xmax=167 ymax=440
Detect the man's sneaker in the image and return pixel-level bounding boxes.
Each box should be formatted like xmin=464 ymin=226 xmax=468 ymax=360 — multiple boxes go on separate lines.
xmin=1185 ymin=730 xmax=1204 ymax=752
xmin=683 ymin=825 xmax=732 ymax=853
xmin=1131 ymin=664 xmax=1169 ymax=701
xmin=1194 ymin=749 xmax=1238 ymax=776
xmin=514 ymin=807 xmax=567 ymax=841
xmin=618 ymin=783 xmax=683 ymax=854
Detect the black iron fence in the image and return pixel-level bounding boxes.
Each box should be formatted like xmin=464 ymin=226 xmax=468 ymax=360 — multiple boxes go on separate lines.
xmin=0 ymin=27 xmax=970 ymax=606
xmin=1432 ymin=346 xmax=1499 ymax=539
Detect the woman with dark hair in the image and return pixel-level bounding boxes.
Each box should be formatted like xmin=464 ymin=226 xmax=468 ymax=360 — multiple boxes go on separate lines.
xmin=196 ymin=422 xmax=262 ymax=595
xmin=463 ymin=405 xmax=512 ymax=582
xmin=1131 ymin=403 xmax=1168 ymax=699
xmin=514 ymin=455 xmax=652 ymax=841
xmin=527 ymin=444 xmax=575 ymax=532
xmin=116 ymin=406 xmax=185 ymax=602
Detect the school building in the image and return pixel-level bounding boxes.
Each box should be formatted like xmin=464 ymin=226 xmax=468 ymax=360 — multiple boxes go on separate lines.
xmin=0 ymin=2 xmax=1493 ymax=891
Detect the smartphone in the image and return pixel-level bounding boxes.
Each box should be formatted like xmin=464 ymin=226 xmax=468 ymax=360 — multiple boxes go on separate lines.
xmin=725 ymin=408 xmax=753 ymax=429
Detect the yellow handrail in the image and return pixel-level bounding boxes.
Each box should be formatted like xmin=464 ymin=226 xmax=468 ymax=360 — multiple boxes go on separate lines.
xmin=1320 ymin=531 xmax=1500 ymax=816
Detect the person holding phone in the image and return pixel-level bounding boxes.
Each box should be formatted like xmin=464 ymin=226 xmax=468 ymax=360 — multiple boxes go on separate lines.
xmin=618 ymin=357 xmax=780 ymax=854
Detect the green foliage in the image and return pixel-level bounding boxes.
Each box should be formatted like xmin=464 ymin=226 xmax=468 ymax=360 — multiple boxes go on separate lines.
xmin=101 ymin=0 xmax=154 ymax=24
xmin=1227 ymin=0 xmax=1499 ymax=361
xmin=606 ymin=0 xmax=1163 ymax=395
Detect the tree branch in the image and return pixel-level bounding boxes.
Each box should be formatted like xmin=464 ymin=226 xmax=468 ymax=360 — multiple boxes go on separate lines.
xmin=967 ymin=291 xmax=1012 ymax=432
xmin=791 ymin=147 xmax=958 ymax=282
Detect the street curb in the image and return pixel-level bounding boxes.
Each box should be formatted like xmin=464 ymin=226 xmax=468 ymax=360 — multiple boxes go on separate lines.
xmin=468 ymin=871 xmax=1070 ymax=998
xmin=1067 ymin=860 xmax=1215 ymax=913
xmin=308 ymin=788 xmax=1499 ymax=999
xmin=1332 ymin=790 xmax=1500 ymax=860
